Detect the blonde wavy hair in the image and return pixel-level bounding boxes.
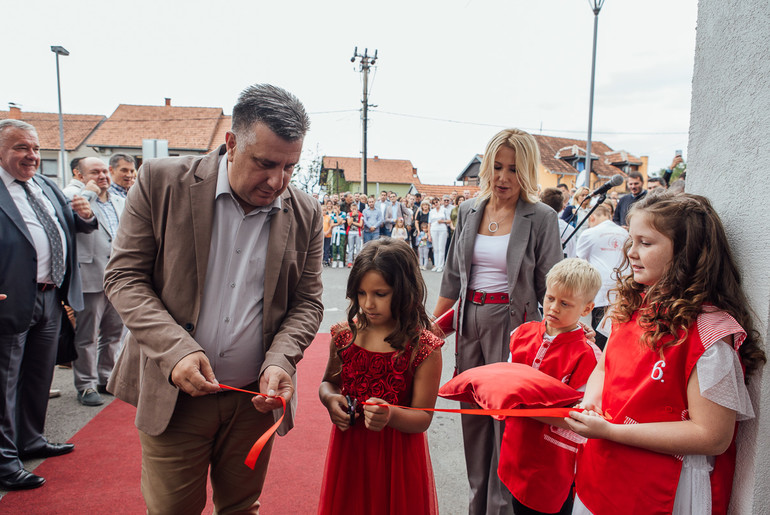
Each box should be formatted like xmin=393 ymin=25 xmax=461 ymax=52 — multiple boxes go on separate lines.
xmin=476 ymin=128 xmax=540 ymax=206
xmin=572 ymin=186 xmax=590 ymax=207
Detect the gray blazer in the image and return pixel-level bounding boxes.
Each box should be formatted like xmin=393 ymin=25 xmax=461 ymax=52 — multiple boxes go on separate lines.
xmin=439 ymin=196 xmax=563 ymax=336
xmin=62 ymin=188 xmax=125 ymax=293
xmin=376 ymin=200 xmax=406 ymax=231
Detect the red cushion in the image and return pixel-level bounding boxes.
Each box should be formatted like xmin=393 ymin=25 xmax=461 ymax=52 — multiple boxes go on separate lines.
xmin=439 ymin=362 xmax=582 ymax=410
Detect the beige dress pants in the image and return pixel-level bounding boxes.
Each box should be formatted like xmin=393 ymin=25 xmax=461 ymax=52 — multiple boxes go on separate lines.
xmin=139 ymin=383 xmax=276 ymax=515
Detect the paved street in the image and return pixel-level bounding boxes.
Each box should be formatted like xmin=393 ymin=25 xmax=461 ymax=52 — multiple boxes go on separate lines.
xmin=24 ymin=265 xmax=470 ymax=513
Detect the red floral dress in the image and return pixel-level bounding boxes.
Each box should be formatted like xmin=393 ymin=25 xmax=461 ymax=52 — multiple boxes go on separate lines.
xmin=317 ymin=324 xmax=444 ymax=515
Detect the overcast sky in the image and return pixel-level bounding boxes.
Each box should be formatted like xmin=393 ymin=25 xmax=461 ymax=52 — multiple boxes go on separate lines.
xmin=3 ymin=0 xmax=697 ymax=185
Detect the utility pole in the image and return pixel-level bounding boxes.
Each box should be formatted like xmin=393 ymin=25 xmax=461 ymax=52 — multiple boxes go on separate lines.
xmin=351 ymin=47 xmax=377 ymax=195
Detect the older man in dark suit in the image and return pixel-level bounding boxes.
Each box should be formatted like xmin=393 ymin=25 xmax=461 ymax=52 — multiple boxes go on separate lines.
xmin=0 ymin=119 xmax=96 ymax=490
xmin=104 ymin=84 xmax=324 ymax=513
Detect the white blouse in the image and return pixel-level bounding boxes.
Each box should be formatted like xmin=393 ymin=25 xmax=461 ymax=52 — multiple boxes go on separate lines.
xmin=428 ymin=207 xmax=448 ymax=232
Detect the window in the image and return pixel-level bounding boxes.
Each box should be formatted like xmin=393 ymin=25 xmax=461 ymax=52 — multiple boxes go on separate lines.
xmin=40 ymin=159 xmax=59 ymax=177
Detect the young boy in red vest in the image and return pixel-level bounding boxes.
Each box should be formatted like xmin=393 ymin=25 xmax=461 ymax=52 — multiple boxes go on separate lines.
xmin=499 ymin=258 xmax=602 ymax=515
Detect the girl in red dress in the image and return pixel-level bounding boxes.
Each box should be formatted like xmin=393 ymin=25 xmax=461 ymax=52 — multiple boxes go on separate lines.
xmin=565 ymin=193 xmax=765 ymax=515
xmin=318 ymin=238 xmax=444 ymax=515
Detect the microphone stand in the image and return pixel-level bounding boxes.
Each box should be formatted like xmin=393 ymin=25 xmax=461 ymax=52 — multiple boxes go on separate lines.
xmin=560 ymin=195 xmax=590 ymax=239
xmin=561 ymin=194 xmax=607 ymax=249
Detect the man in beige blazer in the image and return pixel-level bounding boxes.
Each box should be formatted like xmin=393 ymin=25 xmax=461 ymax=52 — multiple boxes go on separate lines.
xmin=104 ymin=84 xmax=323 ymax=514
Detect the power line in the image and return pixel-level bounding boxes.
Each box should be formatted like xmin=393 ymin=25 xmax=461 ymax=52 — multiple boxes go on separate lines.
xmin=9 ymin=109 xmax=686 ymax=136
xmin=308 ymin=109 xmax=359 ymax=115
xmin=370 ymin=109 xmax=688 ymax=136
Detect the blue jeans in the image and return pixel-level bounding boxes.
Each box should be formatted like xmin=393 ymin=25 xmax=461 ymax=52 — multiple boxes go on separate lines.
xmin=363 ymin=229 xmax=380 ymax=244
xmin=323 ymin=237 xmax=331 ymax=263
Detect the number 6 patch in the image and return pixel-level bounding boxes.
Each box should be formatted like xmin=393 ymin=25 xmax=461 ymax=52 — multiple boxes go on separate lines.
xmin=651 ymin=360 xmax=666 ymax=382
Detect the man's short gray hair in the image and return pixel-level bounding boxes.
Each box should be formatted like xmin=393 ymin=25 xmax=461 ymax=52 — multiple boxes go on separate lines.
xmin=109 ymin=153 xmax=136 ymax=168
xmin=0 ymin=119 xmax=37 ymax=145
xmin=232 ymin=84 xmax=310 ymax=142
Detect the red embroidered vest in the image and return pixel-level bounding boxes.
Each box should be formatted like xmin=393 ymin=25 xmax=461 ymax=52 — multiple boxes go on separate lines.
xmin=499 ymin=321 xmax=599 ymax=512
xmin=576 ymin=309 xmax=745 ymax=515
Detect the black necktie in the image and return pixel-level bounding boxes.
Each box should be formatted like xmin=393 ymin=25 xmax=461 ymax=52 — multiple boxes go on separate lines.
xmin=17 ymin=180 xmax=65 ymax=287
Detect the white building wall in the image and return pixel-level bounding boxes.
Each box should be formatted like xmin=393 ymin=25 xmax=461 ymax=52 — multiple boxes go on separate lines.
xmin=689 ymin=1 xmax=770 ymax=513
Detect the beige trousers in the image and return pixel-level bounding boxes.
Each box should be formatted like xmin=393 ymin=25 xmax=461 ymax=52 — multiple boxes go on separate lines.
xmin=139 ymin=384 xmax=276 ymax=515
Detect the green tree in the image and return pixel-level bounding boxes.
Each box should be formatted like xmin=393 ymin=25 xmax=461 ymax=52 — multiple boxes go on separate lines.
xmin=658 ymin=160 xmax=686 ymax=182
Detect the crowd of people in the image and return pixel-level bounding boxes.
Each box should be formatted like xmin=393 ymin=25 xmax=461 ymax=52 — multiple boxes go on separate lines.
xmin=0 ymin=83 xmax=764 ymax=515
xmin=317 ymin=188 xmax=472 ymax=272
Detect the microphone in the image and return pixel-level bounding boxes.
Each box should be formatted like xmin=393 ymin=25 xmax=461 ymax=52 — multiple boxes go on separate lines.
xmin=589 ymin=174 xmax=624 ymax=197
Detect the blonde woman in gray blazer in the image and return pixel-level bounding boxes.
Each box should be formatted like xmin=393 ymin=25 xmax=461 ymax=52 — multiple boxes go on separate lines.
xmin=434 ymin=129 xmax=563 ymax=515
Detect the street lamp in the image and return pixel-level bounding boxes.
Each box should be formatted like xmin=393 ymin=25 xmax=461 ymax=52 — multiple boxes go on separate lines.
xmin=51 ymin=45 xmax=69 ymax=186
xmin=582 ymin=0 xmax=605 ymax=189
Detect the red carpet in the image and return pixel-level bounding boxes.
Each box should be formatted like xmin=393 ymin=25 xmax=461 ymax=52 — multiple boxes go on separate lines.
xmin=1 ymin=334 xmax=332 ymax=514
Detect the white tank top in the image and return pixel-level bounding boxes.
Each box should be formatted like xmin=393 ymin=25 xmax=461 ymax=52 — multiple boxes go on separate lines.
xmin=468 ymin=233 xmax=510 ymax=292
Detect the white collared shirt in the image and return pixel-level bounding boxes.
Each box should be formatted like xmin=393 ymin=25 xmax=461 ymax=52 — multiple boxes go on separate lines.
xmin=576 ymin=219 xmax=629 ymax=307
xmin=1 ymin=168 xmax=67 ymax=284
xmin=194 ymin=155 xmax=281 ymax=387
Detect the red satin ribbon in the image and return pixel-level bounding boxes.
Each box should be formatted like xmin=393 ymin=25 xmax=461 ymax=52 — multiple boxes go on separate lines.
xmin=219 ymin=384 xmax=286 ymax=470
xmin=220 ymin=384 xmax=593 ymax=468
xmin=359 ymin=401 xmax=586 ymax=419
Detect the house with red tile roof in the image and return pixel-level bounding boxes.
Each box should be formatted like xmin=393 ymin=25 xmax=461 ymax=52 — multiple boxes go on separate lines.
xmin=86 ymin=99 xmax=230 ymax=167
xmin=456 ymin=134 xmax=647 ymax=195
xmin=321 ymin=155 xmax=422 ymax=197
xmin=321 ymin=155 xmax=480 ymax=200
xmin=415 ymin=184 xmax=480 ymax=201
xmin=0 ymin=105 xmax=105 ymax=186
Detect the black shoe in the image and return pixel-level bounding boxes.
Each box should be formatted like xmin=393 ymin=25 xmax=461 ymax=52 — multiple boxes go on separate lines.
xmin=96 ymin=384 xmax=112 ymax=395
xmin=19 ymin=443 xmax=74 ymax=460
xmin=0 ymin=469 xmax=45 ymax=490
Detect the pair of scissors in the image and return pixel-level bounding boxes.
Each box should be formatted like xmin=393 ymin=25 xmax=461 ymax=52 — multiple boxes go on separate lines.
xmin=345 ymin=395 xmax=358 ymax=427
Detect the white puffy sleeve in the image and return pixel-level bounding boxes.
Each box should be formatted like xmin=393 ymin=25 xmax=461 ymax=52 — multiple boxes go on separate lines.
xmin=695 ymin=309 xmax=754 ymax=421
xmin=696 ymin=340 xmax=754 ymax=421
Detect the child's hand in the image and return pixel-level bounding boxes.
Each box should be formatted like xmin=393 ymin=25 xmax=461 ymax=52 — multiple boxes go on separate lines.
xmin=327 ymin=394 xmax=356 ymax=431
xmin=564 ymin=409 xmax=612 ymax=440
xmin=363 ymin=397 xmax=391 ymax=431
xmin=578 ymin=321 xmax=597 ymax=344
xmin=574 ymin=401 xmax=603 ymax=415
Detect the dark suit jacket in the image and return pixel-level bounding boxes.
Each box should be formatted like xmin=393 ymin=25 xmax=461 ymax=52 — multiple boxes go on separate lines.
xmin=613 ymin=190 xmax=647 ymax=227
xmin=104 ymin=145 xmax=324 ymax=436
xmin=0 ymin=174 xmax=96 ymax=334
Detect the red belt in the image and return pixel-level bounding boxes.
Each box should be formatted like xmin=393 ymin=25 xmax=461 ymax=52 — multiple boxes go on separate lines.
xmin=37 ymin=283 xmax=56 ymax=291
xmin=468 ymin=289 xmax=509 ymax=305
